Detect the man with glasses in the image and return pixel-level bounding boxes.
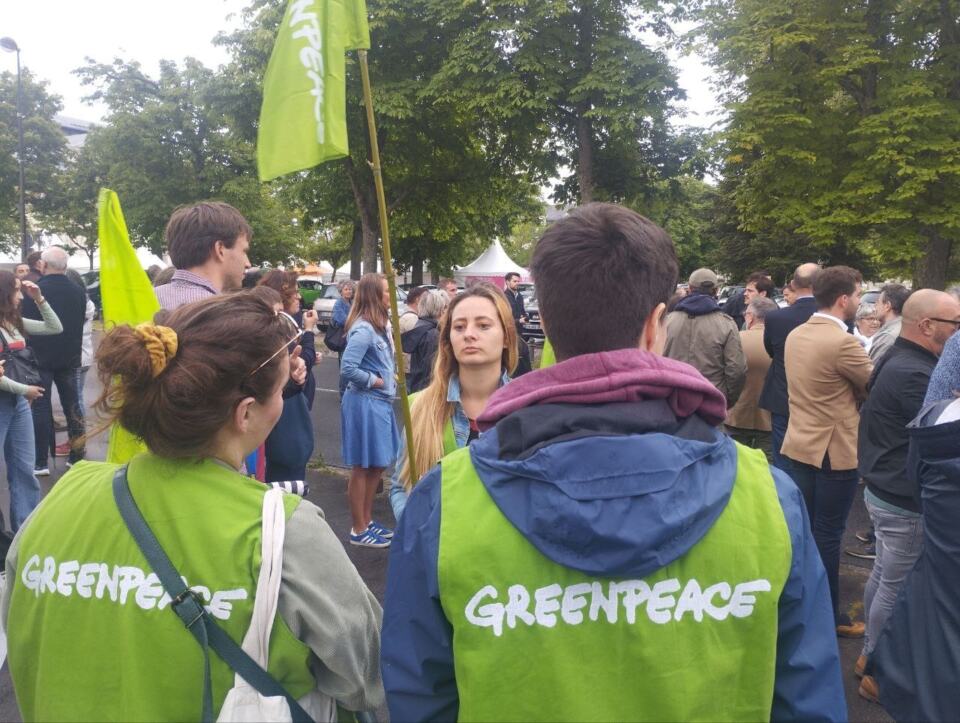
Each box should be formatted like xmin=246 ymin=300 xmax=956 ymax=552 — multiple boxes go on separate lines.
xmin=855 ymin=289 xmax=960 ymax=703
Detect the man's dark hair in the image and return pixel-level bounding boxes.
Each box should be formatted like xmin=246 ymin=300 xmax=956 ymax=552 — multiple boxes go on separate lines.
xmin=530 ymin=203 xmax=678 ymax=361
xmin=880 ymin=283 xmax=911 ymax=316
xmin=747 ymin=272 xmax=775 ymax=298
xmin=504 ymin=272 xmax=521 ymax=283
xmin=26 ymin=251 xmax=42 ymax=271
xmin=813 ymin=266 xmax=862 ymax=310
xmin=405 ymin=285 xmax=428 ymax=306
xmin=164 ymin=202 xmax=252 ymax=270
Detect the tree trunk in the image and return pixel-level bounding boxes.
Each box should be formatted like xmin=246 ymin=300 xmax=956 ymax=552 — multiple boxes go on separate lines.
xmin=411 ymin=254 xmax=423 ymax=286
xmin=913 ymin=230 xmax=953 ymax=289
xmin=345 ymin=157 xmax=380 ymax=276
xmin=575 ymin=4 xmax=595 ymax=205
xmin=350 ymin=221 xmax=362 ymax=280
xmin=576 ymin=113 xmax=595 ymax=205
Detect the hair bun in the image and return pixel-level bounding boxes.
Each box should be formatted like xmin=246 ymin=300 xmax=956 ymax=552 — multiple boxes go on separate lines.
xmin=134 ymin=324 xmax=178 ymax=377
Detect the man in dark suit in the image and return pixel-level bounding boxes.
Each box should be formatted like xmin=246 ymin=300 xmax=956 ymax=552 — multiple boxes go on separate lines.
xmin=758 ymin=263 xmax=820 ymax=473
xmin=22 ymin=247 xmax=86 ymax=474
xmin=504 ymin=272 xmax=526 ymax=323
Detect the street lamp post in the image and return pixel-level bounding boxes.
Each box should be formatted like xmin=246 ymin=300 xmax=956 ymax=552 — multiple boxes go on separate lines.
xmin=1 ymin=37 xmax=29 ymax=261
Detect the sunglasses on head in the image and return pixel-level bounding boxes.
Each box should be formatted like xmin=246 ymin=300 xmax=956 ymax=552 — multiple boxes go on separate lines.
xmin=246 ymin=311 xmax=304 ymax=378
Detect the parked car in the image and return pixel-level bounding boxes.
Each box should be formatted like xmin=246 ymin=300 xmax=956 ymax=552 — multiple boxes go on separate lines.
xmin=297 ymin=276 xmax=326 ymax=307
xmin=81 ymin=270 xmax=101 ymax=317
xmin=520 ymin=295 xmax=545 ymax=341
xmin=314 ymin=283 xmax=408 ymax=329
xmin=860 ymin=289 xmax=881 ymax=308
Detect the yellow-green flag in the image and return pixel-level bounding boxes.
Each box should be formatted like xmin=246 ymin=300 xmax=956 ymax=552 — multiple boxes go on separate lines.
xmin=98 ymin=188 xmax=159 ymax=463
xmin=257 ymin=0 xmax=371 ymax=181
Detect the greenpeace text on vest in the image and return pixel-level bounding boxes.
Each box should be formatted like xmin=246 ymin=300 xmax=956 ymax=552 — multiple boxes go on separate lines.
xmin=465 ymin=577 xmax=773 ymax=637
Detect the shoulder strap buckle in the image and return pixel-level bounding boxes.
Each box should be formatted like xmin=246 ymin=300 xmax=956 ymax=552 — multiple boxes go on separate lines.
xmin=171 ymin=588 xmax=207 ymax=630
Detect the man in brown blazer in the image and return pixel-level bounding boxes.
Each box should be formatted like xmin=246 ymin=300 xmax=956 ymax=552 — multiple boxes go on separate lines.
xmin=783 ymin=266 xmax=873 ymax=638
xmin=727 ymin=296 xmax=778 ymax=458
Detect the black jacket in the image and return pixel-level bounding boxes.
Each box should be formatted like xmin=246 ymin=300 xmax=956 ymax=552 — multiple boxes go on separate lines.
xmin=871 ymin=399 xmax=960 ymax=721
xmin=858 ymin=337 xmax=937 ymax=512
xmin=505 ymin=287 xmax=525 ymax=322
xmin=758 ymin=296 xmax=817 ymax=416
xmin=402 ymin=317 xmax=440 ymax=393
xmin=22 ymin=274 xmax=85 ymax=370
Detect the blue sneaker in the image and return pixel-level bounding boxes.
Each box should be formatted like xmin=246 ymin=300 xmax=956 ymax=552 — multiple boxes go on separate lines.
xmin=368 ymin=521 xmax=394 ymax=539
xmin=349 ymin=528 xmax=390 ymax=548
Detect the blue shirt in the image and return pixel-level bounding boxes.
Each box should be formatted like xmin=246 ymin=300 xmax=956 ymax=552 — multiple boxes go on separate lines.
xmin=339 ymin=319 xmax=396 ymax=398
xmin=332 ymin=297 xmax=351 ymax=327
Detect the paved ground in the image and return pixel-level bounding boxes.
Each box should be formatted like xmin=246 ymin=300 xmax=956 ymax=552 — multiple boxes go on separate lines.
xmin=0 ymin=343 xmax=893 ymax=721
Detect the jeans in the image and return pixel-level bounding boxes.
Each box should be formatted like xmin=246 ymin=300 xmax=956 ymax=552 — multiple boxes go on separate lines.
xmin=33 ymin=366 xmax=85 ymax=466
xmin=863 ymin=499 xmax=923 ymax=656
xmin=788 ymin=455 xmax=859 ymax=622
xmin=75 ymin=366 xmax=89 ymax=422
xmin=0 ymin=393 xmax=40 ymax=531
xmin=770 ymin=413 xmax=793 ymax=476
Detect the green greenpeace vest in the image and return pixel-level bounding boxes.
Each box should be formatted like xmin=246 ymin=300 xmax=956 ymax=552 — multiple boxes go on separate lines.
xmin=8 ymin=453 xmax=315 ymax=722
xmin=438 ymin=442 xmax=791 ymax=722
xmin=409 ymin=391 xmax=458 ymax=456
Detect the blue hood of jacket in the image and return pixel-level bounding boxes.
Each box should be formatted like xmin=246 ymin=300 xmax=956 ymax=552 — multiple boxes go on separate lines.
xmin=674 ymin=292 xmax=721 ymax=317
xmin=467 ymin=400 xmax=736 ymax=578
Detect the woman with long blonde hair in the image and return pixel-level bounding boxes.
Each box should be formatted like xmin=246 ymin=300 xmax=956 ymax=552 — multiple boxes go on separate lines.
xmin=340 ymin=273 xmax=401 ymax=547
xmin=389 ymin=282 xmax=517 ymax=519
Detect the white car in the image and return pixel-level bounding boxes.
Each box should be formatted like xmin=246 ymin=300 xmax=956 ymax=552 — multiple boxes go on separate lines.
xmin=313 ymin=283 xmax=408 ymax=329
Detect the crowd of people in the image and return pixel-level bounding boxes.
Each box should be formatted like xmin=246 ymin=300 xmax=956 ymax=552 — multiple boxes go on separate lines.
xmin=0 ymin=199 xmax=956 ymax=721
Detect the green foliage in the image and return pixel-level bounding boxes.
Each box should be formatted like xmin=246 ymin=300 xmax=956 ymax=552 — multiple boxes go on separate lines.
xmin=629 ymin=176 xmax=720 ymax=278
xmin=426 ymin=0 xmax=685 ymax=205
xmin=0 ymin=69 xmax=68 ymax=254
xmin=73 ymin=56 xmax=308 ymax=263
xmin=698 ymin=0 xmax=960 ymax=287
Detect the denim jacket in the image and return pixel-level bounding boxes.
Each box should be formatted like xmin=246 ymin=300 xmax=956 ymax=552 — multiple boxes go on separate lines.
xmin=389 ymin=371 xmax=510 ymax=520
xmin=340 ymin=320 xmax=396 ymax=399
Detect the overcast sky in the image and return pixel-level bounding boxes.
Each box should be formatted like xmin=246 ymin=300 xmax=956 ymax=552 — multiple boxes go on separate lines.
xmin=1 ymin=1 xmax=720 ymax=129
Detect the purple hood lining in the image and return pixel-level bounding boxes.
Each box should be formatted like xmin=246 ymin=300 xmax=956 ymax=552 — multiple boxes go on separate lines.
xmin=479 ymin=348 xmax=727 ymax=430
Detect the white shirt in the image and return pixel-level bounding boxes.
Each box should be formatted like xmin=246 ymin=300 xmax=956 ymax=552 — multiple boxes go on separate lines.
xmin=812 ymin=312 xmax=849 ymax=332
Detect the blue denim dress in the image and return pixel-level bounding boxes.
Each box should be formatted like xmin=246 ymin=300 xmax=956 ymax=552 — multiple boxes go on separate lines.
xmin=339 ymin=320 xmax=401 ymax=468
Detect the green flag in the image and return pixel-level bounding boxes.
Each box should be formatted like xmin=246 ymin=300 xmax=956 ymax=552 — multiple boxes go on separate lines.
xmin=98 ymin=188 xmax=159 ymax=463
xmin=98 ymin=189 xmax=160 ymax=327
xmin=258 ymin=0 xmax=370 ymax=181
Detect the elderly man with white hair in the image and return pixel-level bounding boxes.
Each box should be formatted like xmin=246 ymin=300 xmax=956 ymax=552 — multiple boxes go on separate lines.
xmin=21 ymin=246 xmax=87 ymax=475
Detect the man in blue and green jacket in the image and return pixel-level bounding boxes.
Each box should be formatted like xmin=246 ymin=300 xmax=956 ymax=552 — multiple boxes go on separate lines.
xmin=381 ymin=203 xmax=846 ymax=722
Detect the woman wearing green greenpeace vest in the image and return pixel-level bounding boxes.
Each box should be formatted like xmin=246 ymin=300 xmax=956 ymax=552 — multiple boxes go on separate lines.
xmin=2 ymin=292 xmax=384 ymax=721
xmin=389 ymin=283 xmax=517 ymax=520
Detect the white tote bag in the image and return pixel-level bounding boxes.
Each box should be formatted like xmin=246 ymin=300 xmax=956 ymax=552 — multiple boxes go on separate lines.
xmin=218 ymin=487 xmax=293 ymax=722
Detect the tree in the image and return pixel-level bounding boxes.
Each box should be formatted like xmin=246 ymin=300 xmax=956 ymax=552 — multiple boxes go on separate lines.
xmin=217 ymin=0 xmax=544 ymax=278
xmin=427 ymin=0 xmax=684 ymax=205
xmin=73 ymin=57 xmax=308 ymax=264
xmin=0 ymin=69 xmax=68 ymax=254
xmin=45 ymin=136 xmax=106 ymax=269
xmin=697 ymin=0 xmax=960 ymax=287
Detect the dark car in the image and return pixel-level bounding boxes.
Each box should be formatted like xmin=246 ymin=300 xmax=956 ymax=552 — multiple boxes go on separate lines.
xmin=81 ymin=270 xmax=101 ymax=317
xmin=860 ymin=289 xmax=881 ymax=307
xmin=520 ymin=295 xmax=544 ymax=341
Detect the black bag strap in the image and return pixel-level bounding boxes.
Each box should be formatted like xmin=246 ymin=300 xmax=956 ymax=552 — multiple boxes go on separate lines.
xmin=112 ymin=466 xmax=314 ymax=722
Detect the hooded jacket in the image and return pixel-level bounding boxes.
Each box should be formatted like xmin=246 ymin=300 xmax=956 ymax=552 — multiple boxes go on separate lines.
xmin=381 ymin=349 xmax=845 ymax=722
xmin=871 ymin=399 xmax=960 ymax=722
xmin=401 ymin=317 xmax=440 ymax=393
xmin=664 ymin=293 xmax=747 ymax=406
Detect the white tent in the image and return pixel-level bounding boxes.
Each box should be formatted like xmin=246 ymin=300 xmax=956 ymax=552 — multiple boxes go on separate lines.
xmin=453 ymin=240 xmax=528 ymax=289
